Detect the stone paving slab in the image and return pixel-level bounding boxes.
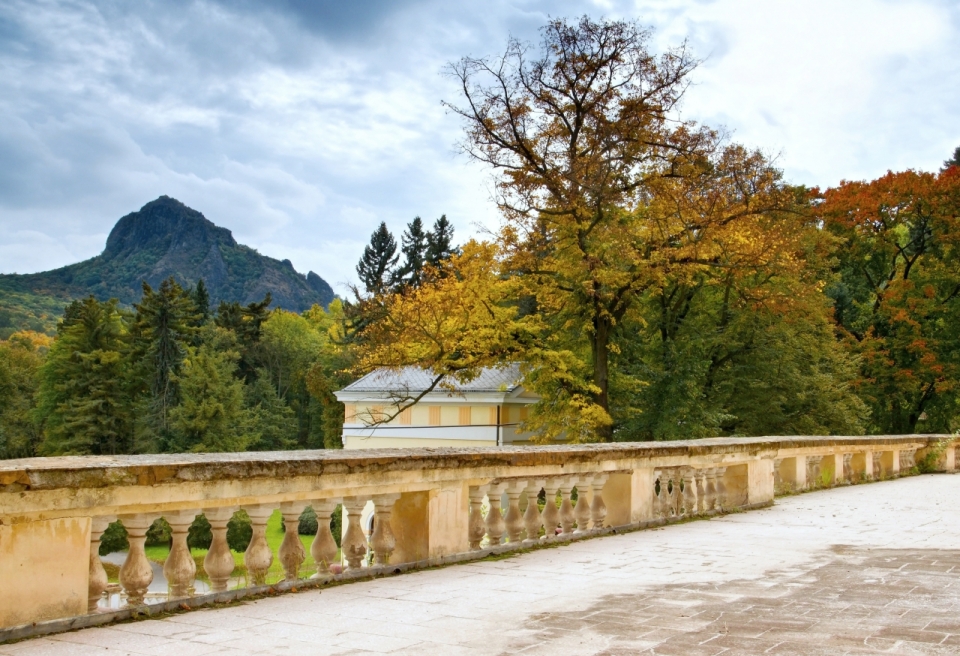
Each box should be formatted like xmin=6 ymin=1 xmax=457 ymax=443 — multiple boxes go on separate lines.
xmin=3 ymin=474 xmax=959 ymax=656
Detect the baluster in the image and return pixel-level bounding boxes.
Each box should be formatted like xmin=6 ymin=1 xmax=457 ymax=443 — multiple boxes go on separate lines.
xmin=714 ymin=467 xmax=728 ymax=511
xmin=806 ymin=456 xmax=822 ymax=489
xmin=310 ymin=499 xmax=340 ymax=575
xmin=702 ymin=470 xmax=717 ymax=513
xmin=119 ymin=514 xmax=157 ymax=606
xmin=695 ymin=471 xmax=707 ymax=514
xmin=773 ymin=459 xmax=783 ymax=492
xmin=540 ymin=480 xmax=560 ymax=540
xmin=370 ymin=494 xmax=399 ymax=566
xmin=843 ymin=453 xmax=853 ymax=482
xmin=341 ymin=497 xmax=369 ymax=569
xmin=243 ymin=505 xmax=275 ymax=585
xmin=872 ymin=452 xmax=882 ymax=479
xmin=203 ymin=508 xmax=235 ymax=593
xmin=590 ymin=474 xmax=608 ymax=530
xmin=574 ymin=475 xmax=593 ymax=533
xmin=504 ymin=481 xmax=526 ymax=544
xmin=522 ymin=479 xmax=544 ymax=544
xmin=669 ymin=470 xmax=681 ymax=517
xmin=682 ymin=469 xmax=698 ymax=516
xmin=279 ymin=502 xmax=307 ymax=581
xmin=88 ymin=516 xmax=114 ymax=612
xmin=484 ymin=484 xmax=506 ymax=546
xmin=558 ymin=477 xmax=577 ymax=535
xmin=468 ymin=485 xmax=489 ymax=550
xmin=164 ymin=510 xmax=198 ymax=598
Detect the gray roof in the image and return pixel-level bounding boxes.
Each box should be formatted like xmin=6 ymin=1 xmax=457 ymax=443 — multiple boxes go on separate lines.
xmin=341 ymin=365 xmax=523 ymax=394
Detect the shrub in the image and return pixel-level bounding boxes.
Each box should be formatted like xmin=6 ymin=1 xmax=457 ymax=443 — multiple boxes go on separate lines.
xmin=227 ymin=509 xmax=252 ymax=552
xmin=99 ymin=520 xmax=128 ymax=555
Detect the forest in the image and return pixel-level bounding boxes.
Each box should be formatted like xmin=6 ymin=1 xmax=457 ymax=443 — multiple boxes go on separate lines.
xmin=2 ymin=17 xmax=959 ymax=459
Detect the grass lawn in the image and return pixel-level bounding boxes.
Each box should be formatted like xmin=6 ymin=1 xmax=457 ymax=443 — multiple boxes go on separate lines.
xmin=135 ymin=510 xmax=329 ymax=587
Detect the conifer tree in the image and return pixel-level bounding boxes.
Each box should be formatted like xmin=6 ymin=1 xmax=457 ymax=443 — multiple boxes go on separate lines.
xmin=168 ymin=332 xmax=257 ymax=452
xmin=944 ymin=145 xmax=960 ymax=171
xmin=36 ymin=297 xmax=131 ymax=455
xmin=214 ymin=293 xmax=272 ymax=383
xmin=192 ymin=279 xmax=211 ymax=324
xmin=394 ymin=217 xmax=429 ymax=289
xmin=130 ymin=278 xmax=199 ymax=447
xmin=356 ymin=222 xmax=398 ymax=295
xmin=425 ymin=215 xmax=457 ymax=269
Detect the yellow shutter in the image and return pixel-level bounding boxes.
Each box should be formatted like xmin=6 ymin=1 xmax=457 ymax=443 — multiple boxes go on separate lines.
xmin=489 ymin=406 xmax=498 ymax=425
xmin=459 ymin=406 xmax=471 ymax=425
xmin=345 ymin=404 xmax=356 ymax=423
xmin=400 ymin=407 xmax=412 ymax=425
xmin=519 ymin=406 xmax=528 ymax=421
xmin=429 ymin=406 xmax=441 ymax=426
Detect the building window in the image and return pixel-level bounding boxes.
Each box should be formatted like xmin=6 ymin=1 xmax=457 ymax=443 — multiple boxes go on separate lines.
xmin=429 ymin=406 xmax=441 ymax=426
xmin=372 ymin=405 xmax=385 ymax=422
xmin=400 ymin=407 xmax=412 ymax=425
xmin=459 ymin=406 xmax=471 ymax=425
xmin=345 ymin=404 xmax=356 ymax=423
xmin=489 ymin=406 xmax=498 ymax=425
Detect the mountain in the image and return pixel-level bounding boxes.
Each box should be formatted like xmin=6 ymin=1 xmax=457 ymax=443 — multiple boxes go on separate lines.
xmin=0 ymin=196 xmax=335 ymax=337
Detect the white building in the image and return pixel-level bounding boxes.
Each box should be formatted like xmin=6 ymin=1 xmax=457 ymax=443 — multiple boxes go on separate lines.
xmin=334 ymin=365 xmax=541 ymax=449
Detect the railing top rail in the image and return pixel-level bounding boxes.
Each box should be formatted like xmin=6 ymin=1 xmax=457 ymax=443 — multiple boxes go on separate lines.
xmin=1 ymin=435 xmax=948 ymax=493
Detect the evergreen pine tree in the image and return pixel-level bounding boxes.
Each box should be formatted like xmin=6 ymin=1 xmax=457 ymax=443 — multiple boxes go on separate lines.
xmin=944 ymin=146 xmax=960 ymax=171
xmin=36 ymin=297 xmax=131 ymax=456
xmin=130 ymin=278 xmax=200 ymax=448
xmin=214 ymin=293 xmax=272 ymax=383
xmin=394 ymin=217 xmax=429 ymax=289
xmin=425 ymin=215 xmax=458 ymax=269
xmin=356 ymin=222 xmax=398 ymax=295
xmin=168 ymin=334 xmax=257 ymax=452
xmin=192 ymin=279 xmax=211 ymax=324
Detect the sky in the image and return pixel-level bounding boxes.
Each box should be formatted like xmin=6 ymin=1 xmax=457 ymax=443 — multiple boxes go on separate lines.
xmin=1 ymin=0 xmax=958 ymax=294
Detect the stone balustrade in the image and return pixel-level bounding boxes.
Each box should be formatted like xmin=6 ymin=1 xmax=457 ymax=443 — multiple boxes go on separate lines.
xmin=1 ymin=434 xmax=956 ymax=639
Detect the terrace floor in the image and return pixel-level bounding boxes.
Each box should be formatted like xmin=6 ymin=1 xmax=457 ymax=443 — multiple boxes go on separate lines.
xmin=4 ymin=474 xmax=960 ymax=656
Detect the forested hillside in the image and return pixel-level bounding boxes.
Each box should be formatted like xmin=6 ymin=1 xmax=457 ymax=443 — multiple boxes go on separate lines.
xmin=0 ymin=196 xmax=334 ymax=337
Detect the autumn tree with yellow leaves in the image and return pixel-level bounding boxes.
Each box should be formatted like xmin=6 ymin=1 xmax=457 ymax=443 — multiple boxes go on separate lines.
xmin=353 ymin=17 xmax=865 ymax=441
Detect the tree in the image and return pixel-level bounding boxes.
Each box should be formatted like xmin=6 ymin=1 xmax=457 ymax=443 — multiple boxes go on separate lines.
xmin=0 ymin=331 xmax=51 ymax=459
xmin=356 ymin=222 xmax=399 ymax=296
xmin=258 ymin=310 xmax=326 ymax=447
xmin=36 ymin=297 xmax=131 ymax=455
xmin=167 ymin=328 xmax=257 ymax=452
xmin=441 ymin=17 xmax=797 ymax=439
xmin=425 ymin=215 xmax=458 ymax=269
xmin=944 ymin=145 xmax=960 ymax=171
xmin=394 ymin=217 xmax=429 ymax=289
xmin=819 ymin=167 xmax=960 ymax=433
xmin=214 ymin=293 xmax=272 ymax=383
xmin=192 ymin=279 xmax=211 ymax=325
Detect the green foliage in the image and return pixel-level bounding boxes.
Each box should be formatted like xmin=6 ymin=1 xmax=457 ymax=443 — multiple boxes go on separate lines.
xmin=130 ymin=278 xmax=201 ymax=444
xmin=167 ymin=329 xmax=258 ymax=452
xmin=99 ymin=520 xmax=129 ymax=556
xmin=227 ymin=509 xmax=253 ymax=552
xmin=425 ymin=214 xmax=458 ymax=269
xmin=36 ymin=297 xmax=132 ymax=455
xmin=187 ymin=514 xmax=213 ymax=550
xmin=146 ymin=517 xmax=172 ymax=546
xmin=356 ymin=222 xmax=398 ymax=296
xmin=0 ymin=286 xmax=65 ymax=338
xmin=0 ymin=332 xmax=49 ymax=459
xmin=394 ymin=217 xmax=429 ymax=289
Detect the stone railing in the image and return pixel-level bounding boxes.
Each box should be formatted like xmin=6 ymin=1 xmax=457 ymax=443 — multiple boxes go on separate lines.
xmin=1 ymin=434 xmax=955 ymax=640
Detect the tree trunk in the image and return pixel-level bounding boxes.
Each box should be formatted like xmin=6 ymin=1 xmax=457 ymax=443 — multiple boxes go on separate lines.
xmin=592 ymin=316 xmax=612 ymax=441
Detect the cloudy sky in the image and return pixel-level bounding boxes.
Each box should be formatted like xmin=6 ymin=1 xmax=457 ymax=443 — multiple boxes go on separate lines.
xmin=1 ymin=0 xmax=958 ymax=292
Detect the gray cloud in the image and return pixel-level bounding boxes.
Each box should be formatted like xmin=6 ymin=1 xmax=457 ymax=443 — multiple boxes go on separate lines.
xmin=0 ymin=0 xmax=958 ymax=292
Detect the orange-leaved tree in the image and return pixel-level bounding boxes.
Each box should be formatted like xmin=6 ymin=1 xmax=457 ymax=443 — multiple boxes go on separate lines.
xmin=819 ymin=167 xmax=960 ymax=433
